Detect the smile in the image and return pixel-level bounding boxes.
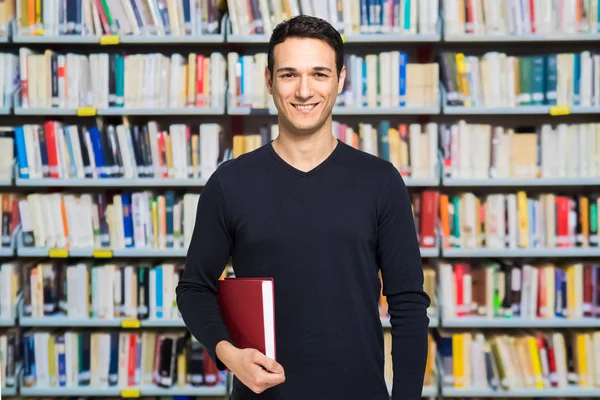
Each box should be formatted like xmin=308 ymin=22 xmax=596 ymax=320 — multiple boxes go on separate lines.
xmin=292 ymin=103 xmax=319 ymax=111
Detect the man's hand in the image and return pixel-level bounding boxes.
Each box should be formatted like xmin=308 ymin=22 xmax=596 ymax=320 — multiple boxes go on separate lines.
xmin=216 ymin=340 xmax=285 ymax=394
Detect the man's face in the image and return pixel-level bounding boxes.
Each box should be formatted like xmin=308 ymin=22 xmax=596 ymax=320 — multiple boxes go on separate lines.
xmin=266 ymin=37 xmax=346 ymax=135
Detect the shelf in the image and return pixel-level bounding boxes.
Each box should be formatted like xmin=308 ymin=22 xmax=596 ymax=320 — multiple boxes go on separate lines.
xmin=343 ymin=33 xmax=441 ymax=43
xmin=0 ymin=35 xmax=8 ymax=43
xmin=141 ymin=319 xmax=186 ymax=327
xmin=403 ymin=177 xmax=440 ymax=187
xmin=443 ymin=104 xmax=600 ymax=115
xmin=420 ymin=247 xmax=439 ymax=258
xmin=441 ymin=386 xmax=600 ymax=397
xmin=97 ymin=107 xmax=225 ymax=115
xmin=16 ymin=246 xmax=95 ymax=257
xmin=443 ymin=105 xmax=551 ymax=115
xmin=441 ymin=316 xmax=600 ymax=328
xmin=112 ymin=248 xmax=188 ymax=257
xmin=422 ymin=386 xmax=438 ymax=397
xmin=15 ymin=177 xmax=208 ymax=187
xmin=0 ymin=176 xmax=11 ymax=186
xmin=19 ymin=384 xmax=228 ymax=397
xmin=0 ymin=246 xmax=13 ymax=257
xmin=441 ymin=247 xmax=600 ymax=258
xmin=12 ymin=35 xmax=101 ymax=43
xmin=13 ymin=107 xmax=79 ymax=115
xmin=19 ymin=315 xmax=125 ymax=327
xmin=0 ymin=316 xmax=16 ymax=327
xmin=442 ymin=177 xmax=600 ymax=187
xmin=119 ymin=35 xmax=225 ymax=44
xmin=0 ymin=385 xmax=17 ymax=396
xmin=0 ymin=107 xmax=10 ymax=115
xmin=227 ymin=106 xmax=276 ymax=115
xmin=443 ymin=33 xmax=600 ymax=42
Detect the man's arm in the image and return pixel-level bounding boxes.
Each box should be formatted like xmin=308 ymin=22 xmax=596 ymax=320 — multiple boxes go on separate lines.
xmin=377 ymin=167 xmax=431 ymax=400
xmin=176 ymin=172 xmax=234 ymax=370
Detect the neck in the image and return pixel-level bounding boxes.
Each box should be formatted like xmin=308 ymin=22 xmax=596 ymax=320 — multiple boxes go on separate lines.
xmin=272 ymin=118 xmax=338 ymax=173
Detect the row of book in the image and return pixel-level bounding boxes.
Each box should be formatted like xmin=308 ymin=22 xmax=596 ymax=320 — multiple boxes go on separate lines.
xmin=441 ymin=122 xmax=600 ymax=180
xmin=440 ymin=51 xmax=600 ymax=108
xmin=438 ymin=262 xmax=600 ymax=321
xmin=17 ymin=49 xmax=226 ymax=110
xmin=13 ymin=0 xmax=222 ymax=37
xmin=439 ymin=192 xmax=600 ymax=250
xmin=13 ymin=122 xmax=223 ymax=181
xmin=19 ymin=329 xmax=225 ymax=389
xmin=227 ymin=0 xmax=440 ymax=36
xmin=437 ymin=330 xmax=600 ymax=390
xmin=445 ymin=0 xmax=600 ymax=36
xmin=16 ymin=261 xmax=185 ymax=321
xmin=17 ymin=191 xmax=200 ymax=250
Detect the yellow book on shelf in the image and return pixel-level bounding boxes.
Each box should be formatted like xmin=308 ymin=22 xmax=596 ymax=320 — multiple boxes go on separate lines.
xmin=48 ymin=334 xmax=57 ymax=387
xmin=165 ymin=134 xmax=174 ymax=177
xmin=576 ymin=333 xmax=588 ymax=387
xmin=527 ymin=336 xmax=544 ymax=389
xmin=455 ymin=53 xmax=471 ymax=107
xmin=566 ymin=265 xmax=575 ymax=318
xmin=517 ymin=191 xmax=528 ymax=248
xmin=452 ymin=333 xmax=466 ymax=388
xmin=580 ymin=196 xmax=589 ymax=246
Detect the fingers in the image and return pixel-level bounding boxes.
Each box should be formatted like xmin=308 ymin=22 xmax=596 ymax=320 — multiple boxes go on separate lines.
xmin=249 ymin=364 xmax=286 ymax=394
xmin=252 ymin=351 xmax=284 ymax=374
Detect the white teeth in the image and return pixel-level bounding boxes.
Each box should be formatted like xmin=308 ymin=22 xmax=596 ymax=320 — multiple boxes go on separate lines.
xmin=294 ymin=104 xmax=316 ymax=110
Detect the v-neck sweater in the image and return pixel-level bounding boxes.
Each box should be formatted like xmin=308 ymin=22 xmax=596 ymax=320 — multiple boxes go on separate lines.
xmin=176 ymin=139 xmax=430 ymax=400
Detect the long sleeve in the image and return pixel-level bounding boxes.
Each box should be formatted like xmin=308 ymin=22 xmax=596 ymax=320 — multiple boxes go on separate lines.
xmin=175 ymin=171 xmax=234 ymax=370
xmin=377 ymin=168 xmax=431 ymax=400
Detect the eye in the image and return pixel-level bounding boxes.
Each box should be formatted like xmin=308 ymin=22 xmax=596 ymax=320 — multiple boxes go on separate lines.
xmin=281 ymin=73 xmax=295 ymax=78
xmin=314 ymin=72 xmax=328 ymax=78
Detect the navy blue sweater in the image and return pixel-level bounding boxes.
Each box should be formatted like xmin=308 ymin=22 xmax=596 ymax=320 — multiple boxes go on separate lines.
xmin=176 ymin=139 xmax=430 ymax=399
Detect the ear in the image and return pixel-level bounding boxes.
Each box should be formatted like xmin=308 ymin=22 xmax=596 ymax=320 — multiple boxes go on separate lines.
xmin=265 ymin=67 xmax=273 ymax=95
xmin=337 ymin=66 xmax=346 ymax=95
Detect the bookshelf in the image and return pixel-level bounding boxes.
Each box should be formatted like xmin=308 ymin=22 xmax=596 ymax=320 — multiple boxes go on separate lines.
xmin=1 ymin=0 xmax=600 ymax=398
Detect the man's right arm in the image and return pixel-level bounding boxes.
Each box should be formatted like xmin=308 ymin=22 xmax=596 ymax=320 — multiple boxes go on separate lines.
xmin=176 ymin=172 xmax=234 ymax=370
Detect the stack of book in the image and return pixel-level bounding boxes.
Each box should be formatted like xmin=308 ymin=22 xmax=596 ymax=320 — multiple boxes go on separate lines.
xmin=13 ymin=0 xmax=223 ymax=37
xmin=17 ymin=191 xmax=200 ymax=250
xmin=14 ymin=122 xmax=224 ymax=181
xmin=438 ymin=191 xmax=600 ymax=250
xmin=17 ymin=49 xmax=226 ymax=110
xmin=440 ymin=51 xmax=600 ymax=108
xmin=440 ymin=122 xmax=600 ymax=180
xmin=439 ymin=262 xmax=600 ymax=321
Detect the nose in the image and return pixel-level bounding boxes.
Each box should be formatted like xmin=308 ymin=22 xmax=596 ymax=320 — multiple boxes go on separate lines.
xmin=295 ymin=74 xmax=313 ymax=100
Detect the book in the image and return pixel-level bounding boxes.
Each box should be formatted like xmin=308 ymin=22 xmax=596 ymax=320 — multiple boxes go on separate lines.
xmin=217 ymin=277 xmax=276 ymax=361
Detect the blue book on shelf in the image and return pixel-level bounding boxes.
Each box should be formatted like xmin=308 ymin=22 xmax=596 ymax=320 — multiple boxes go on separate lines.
xmin=89 ymin=126 xmax=108 ymax=178
xmin=156 ymin=266 xmax=164 ymax=319
xmin=531 ymin=56 xmax=545 ymax=105
xmin=121 ymin=193 xmax=134 ymax=248
xmin=377 ymin=121 xmax=390 ymax=161
xmin=23 ymin=333 xmax=35 ymax=386
xmin=56 ymin=335 xmax=67 ymax=387
xmin=399 ymin=52 xmax=407 ymax=106
xmin=403 ymin=0 xmax=411 ymax=31
xmin=544 ymin=55 xmax=557 ymax=105
xmin=555 ymin=268 xmax=564 ymax=318
xmin=108 ymin=332 xmax=119 ymax=386
xmin=14 ymin=126 xmax=29 ymax=179
xmin=573 ymin=53 xmax=581 ymax=105
xmin=360 ymin=0 xmax=368 ymax=32
xmin=64 ymin=127 xmax=78 ymax=177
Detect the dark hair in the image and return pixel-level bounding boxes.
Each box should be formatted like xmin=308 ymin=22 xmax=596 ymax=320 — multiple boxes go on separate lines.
xmin=267 ymin=15 xmax=344 ymax=79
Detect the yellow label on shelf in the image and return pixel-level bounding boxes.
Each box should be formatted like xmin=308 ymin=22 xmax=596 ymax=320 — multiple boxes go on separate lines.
xmin=100 ymin=35 xmax=120 ymax=45
xmin=93 ymin=249 xmax=113 ymax=258
xmin=121 ymin=388 xmax=140 ymax=398
xmin=48 ymin=248 xmax=68 ymax=258
xmin=121 ymin=319 xmax=140 ymax=328
xmin=550 ymin=106 xmax=570 ymax=116
xmin=77 ymin=107 xmax=97 ymax=116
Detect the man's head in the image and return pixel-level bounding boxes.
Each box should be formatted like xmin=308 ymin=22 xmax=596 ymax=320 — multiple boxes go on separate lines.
xmin=265 ymin=15 xmax=346 ymax=136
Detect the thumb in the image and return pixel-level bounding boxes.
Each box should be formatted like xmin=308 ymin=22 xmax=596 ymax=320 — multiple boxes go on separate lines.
xmin=253 ymin=352 xmax=283 ymax=373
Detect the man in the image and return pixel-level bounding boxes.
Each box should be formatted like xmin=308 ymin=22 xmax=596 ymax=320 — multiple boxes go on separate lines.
xmin=176 ymin=15 xmax=430 ymax=400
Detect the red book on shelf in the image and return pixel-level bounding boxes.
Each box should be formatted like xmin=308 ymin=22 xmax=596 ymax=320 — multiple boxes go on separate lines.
xmin=217 ymin=278 xmax=276 ymax=361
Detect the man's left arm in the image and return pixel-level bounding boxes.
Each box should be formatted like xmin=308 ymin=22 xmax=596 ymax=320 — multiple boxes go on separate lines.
xmin=376 ymin=167 xmax=431 ymax=400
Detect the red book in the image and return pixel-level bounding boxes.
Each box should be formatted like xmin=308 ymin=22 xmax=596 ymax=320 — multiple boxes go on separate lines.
xmin=217 ymin=278 xmax=276 ymax=361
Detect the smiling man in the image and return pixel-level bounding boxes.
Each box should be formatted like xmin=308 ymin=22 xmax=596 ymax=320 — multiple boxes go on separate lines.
xmin=176 ymin=15 xmax=430 ymax=400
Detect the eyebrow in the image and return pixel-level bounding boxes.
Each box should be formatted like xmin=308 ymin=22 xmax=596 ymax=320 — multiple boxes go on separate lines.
xmin=276 ymin=66 xmax=333 ymax=73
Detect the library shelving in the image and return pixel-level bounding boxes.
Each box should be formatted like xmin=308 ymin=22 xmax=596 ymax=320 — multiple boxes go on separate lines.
xmin=440 ymin=386 xmax=600 ymax=398
xmin=442 ymin=104 xmax=600 ymax=115
xmin=443 ymin=33 xmax=600 ymax=43
xmin=441 ymin=317 xmax=600 ymax=329
xmin=17 ymin=385 xmax=229 ymax=397
xmin=14 ymin=177 xmax=209 ymax=188
xmin=441 ymin=177 xmax=600 ymax=187
xmin=441 ymin=248 xmax=600 ymax=258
